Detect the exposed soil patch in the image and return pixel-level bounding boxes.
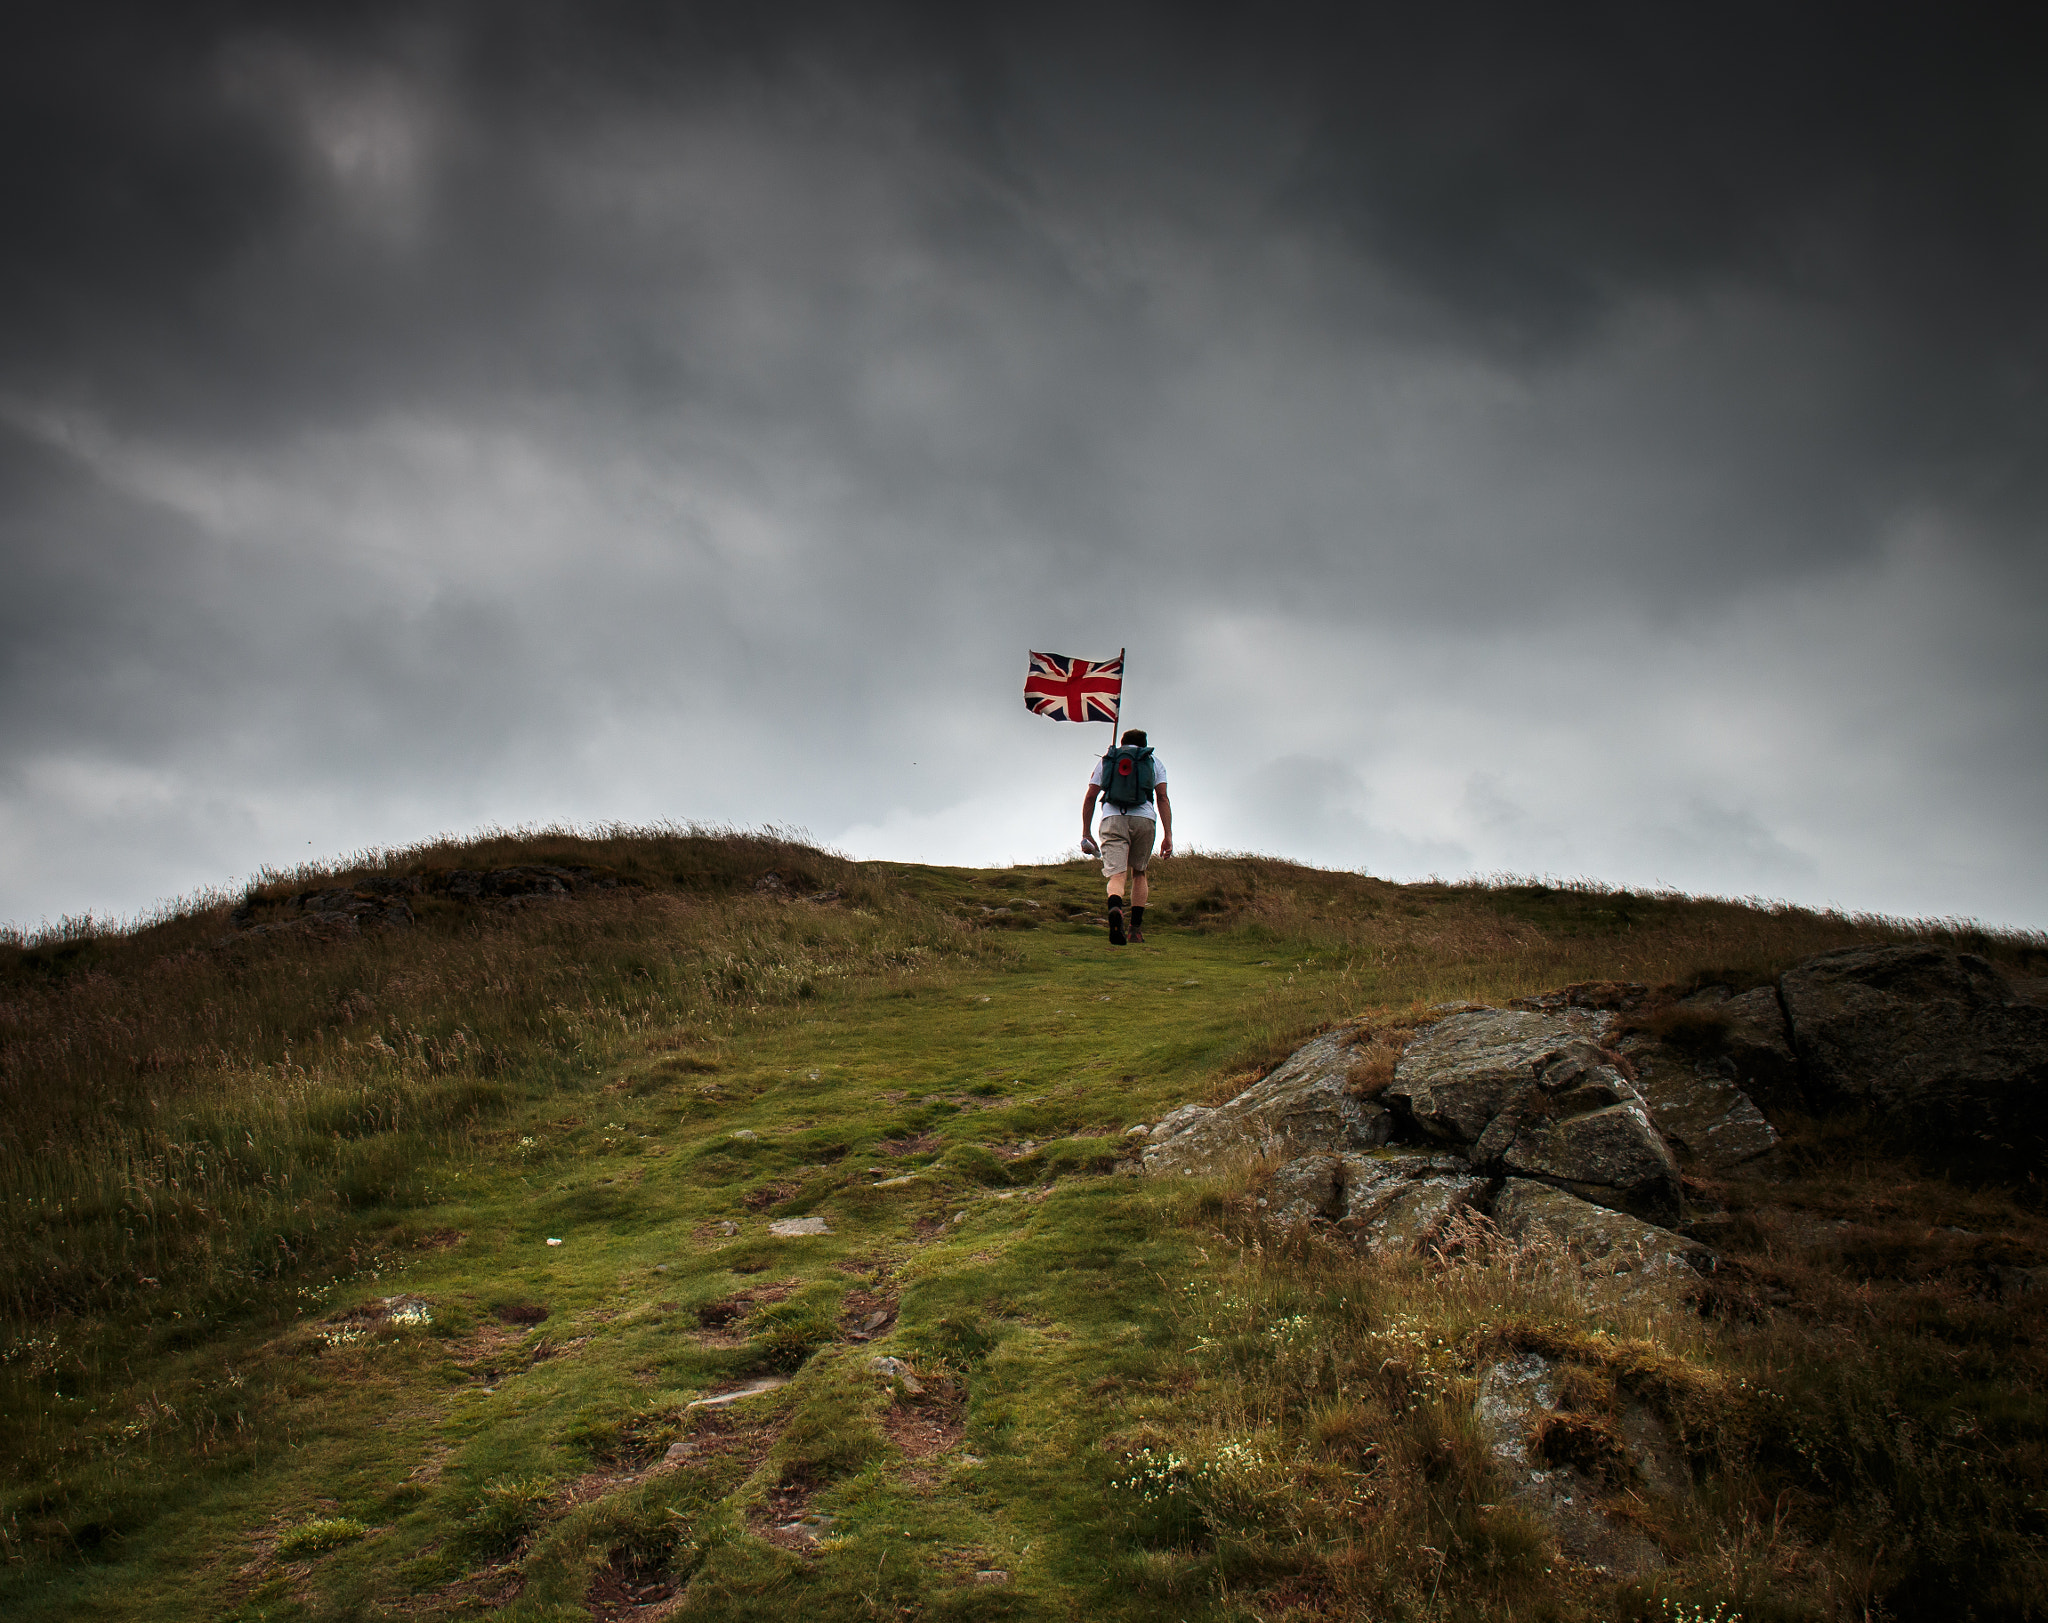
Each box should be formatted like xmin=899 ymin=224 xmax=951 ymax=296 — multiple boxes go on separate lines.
xmin=880 ymin=1132 xmax=940 ymax=1157
xmin=743 ymin=1180 xmax=801 ymax=1211
xmin=695 ymin=1280 xmax=797 ymax=1335
xmin=883 ymin=1379 xmax=967 ymax=1490
xmin=586 ymin=1555 xmax=685 ymax=1619
xmin=752 ymin=1476 xmax=827 ymax=1553
xmin=391 ymin=1564 xmax=524 ymax=1617
xmin=454 ymin=1322 xmax=529 ymax=1384
xmin=493 ymin=1301 xmax=549 ymax=1326
xmin=840 ymin=1289 xmax=898 ymax=1342
xmin=662 ymin=1403 xmax=780 ymax=1474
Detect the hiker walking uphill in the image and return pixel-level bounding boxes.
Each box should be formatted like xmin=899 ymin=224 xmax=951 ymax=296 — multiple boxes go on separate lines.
xmin=1080 ymin=730 xmax=1173 ymax=946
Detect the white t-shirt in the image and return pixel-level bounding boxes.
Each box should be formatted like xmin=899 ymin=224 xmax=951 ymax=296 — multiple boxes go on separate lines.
xmin=1090 ymin=752 xmax=1167 ymax=822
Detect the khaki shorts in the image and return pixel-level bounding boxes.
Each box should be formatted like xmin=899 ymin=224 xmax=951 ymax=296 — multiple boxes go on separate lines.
xmin=1097 ymin=814 xmax=1157 ymax=878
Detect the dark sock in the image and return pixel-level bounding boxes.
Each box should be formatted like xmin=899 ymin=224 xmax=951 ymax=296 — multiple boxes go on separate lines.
xmin=1107 ymin=896 xmax=1123 ymax=918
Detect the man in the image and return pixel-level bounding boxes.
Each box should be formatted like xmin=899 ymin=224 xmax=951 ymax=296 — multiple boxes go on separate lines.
xmin=1079 ymin=729 xmax=1173 ymax=946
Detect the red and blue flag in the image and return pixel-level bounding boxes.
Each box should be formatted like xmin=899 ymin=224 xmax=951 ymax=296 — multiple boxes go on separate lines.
xmin=1024 ymin=650 xmax=1123 ymax=723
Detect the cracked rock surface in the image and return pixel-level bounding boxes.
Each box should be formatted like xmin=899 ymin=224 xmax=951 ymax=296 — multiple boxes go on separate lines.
xmin=1141 ymin=1030 xmax=1390 ymax=1176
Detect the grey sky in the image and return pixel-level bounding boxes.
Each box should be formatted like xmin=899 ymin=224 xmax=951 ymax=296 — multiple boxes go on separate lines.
xmin=4 ymin=3 xmax=2044 ymax=930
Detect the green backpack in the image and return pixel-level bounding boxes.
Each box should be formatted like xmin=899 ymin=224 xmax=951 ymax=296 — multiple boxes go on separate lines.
xmin=1100 ymin=745 xmax=1156 ymax=810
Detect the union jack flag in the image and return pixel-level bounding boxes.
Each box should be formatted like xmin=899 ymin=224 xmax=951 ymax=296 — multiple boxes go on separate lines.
xmin=1024 ymin=650 xmax=1122 ymax=723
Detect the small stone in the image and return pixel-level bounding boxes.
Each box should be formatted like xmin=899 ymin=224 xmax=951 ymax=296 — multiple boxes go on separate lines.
xmin=716 ymin=1220 xmax=739 ymax=1236
xmin=685 ymin=1376 xmax=789 ymax=1410
xmin=653 ymin=1264 xmax=670 ymax=1273
xmin=662 ymin=1438 xmax=700 ymax=1463
xmin=546 ymin=1237 xmax=563 ymax=1246
xmin=973 ymin=1570 xmax=1011 ymax=1585
xmin=869 ymin=1354 xmax=925 ymax=1395
xmin=730 ymin=1129 xmax=759 ymax=1141
xmin=768 ymin=1215 xmax=831 ymax=1237
xmin=1124 ymin=1124 xmax=1151 ymax=1137
xmin=873 ymin=1175 xmax=920 ymax=1188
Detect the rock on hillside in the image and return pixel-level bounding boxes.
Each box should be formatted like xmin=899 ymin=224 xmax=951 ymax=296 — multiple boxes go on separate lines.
xmin=1389 ymin=1009 xmax=1681 ymax=1224
xmin=1138 ymin=941 xmax=2047 ymax=1272
xmin=1610 ymin=1033 xmax=1780 ymax=1171
xmin=1781 ymin=944 xmax=2048 ymax=1161
xmin=1131 ymin=940 xmax=2048 ymax=1587
xmin=1137 ymin=1006 xmax=1710 ymax=1302
xmin=223 ymin=864 xmax=640 ymax=941
xmin=1141 ymin=1031 xmax=1391 ymax=1177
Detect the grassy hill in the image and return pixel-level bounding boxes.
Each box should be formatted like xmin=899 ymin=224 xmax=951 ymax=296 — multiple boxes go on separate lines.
xmin=2 ymin=828 xmax=2043 ymax=1621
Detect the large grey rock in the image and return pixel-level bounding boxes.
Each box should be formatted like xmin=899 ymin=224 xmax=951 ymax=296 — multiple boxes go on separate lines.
xmin=1262 ymin=1150 xmax=1485 ymax=1256
xmin=1715 ymin=985 xmax=1800 ymax=1102
xmin=1661 ymin=983 xmax=1799 ymax=1109
xmin=1143 ymin=1031 xmax=1391 ymax=1176
xmin=1265 ymin=1153 xmax=1347 ymax=1224
xmin=1387 ymin=1010 xmax=1599 ymax=1142
xmin=1497 ymin=1102 xmax=1681 ymax=1225
xmin=1344 ymin=1170 xmax=1489 ymax=1255
xmin=1779 ymin=945 xmax=2048 ymax=1160
xmin=1391 ymin=1014 xmax=1684 ymax=1221
xmin=1492 ymin=1179 xmax=1712 ymax=1306
xmin=1472 ymin=1353 xmax=1670 ymax=1577
xmin=1617 ymin=1036 xmax=1779 ymax=1169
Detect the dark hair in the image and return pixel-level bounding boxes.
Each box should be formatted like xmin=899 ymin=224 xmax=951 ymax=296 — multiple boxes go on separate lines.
xmin=1121 ymin=729 xmax=1147 ymax=746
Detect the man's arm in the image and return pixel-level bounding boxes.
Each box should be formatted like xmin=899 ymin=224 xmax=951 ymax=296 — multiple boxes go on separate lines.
xmin=1155 ymin=787 xmax=1173 ymax=858
xmin=1080 ymin=784 xmax=1101 ymax=854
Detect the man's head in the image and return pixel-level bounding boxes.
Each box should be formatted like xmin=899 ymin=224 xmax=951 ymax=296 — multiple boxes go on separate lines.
xmin=1121 ymin=729 xmax=1147 ymax=746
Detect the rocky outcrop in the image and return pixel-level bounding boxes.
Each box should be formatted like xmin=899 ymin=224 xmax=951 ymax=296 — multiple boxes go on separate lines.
xmin=1135 ymin=1010 xmax=1708 ymax=1290
xmin=223 ymin=863 xmax=640 ymax=942
xmin=432 ymin=864 xmax=633 ymax=905
xmin=1141 ymin=1031 xmax=1391 ymax=1176
xmin=1779 ymin=945 xmax=2048 ymax=1161
xmin=1387 ymin=1011 xmax=1681 ymax=1223
xmin=228 ymin=876 xmax=418 ymax=936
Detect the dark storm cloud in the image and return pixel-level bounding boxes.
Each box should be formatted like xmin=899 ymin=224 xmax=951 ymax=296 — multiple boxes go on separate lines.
xmin=3 ymin=2 xmax=2045 ymax=927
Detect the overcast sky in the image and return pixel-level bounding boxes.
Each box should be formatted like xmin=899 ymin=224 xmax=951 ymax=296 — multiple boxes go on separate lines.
xmin=4 ymin=2 xmax=2044 ymax=932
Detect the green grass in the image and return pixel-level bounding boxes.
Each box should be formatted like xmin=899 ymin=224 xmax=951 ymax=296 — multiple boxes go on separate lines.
xmin=2 ymin=829 xmax=2043 ymax=1620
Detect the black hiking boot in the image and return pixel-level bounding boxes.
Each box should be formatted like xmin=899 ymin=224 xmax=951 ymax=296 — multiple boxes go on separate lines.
xmin=1107 ymin=901 xmax=1127 ymax=946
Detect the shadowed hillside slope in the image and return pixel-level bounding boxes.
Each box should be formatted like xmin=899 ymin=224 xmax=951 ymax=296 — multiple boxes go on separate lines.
xmin=3 ymin=827 xmax=2043 ymax=1621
